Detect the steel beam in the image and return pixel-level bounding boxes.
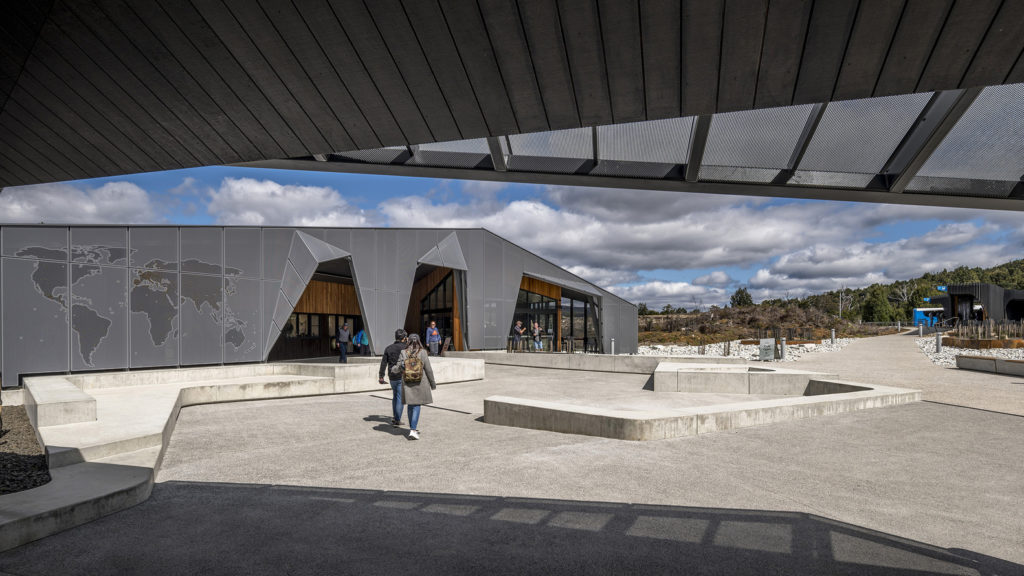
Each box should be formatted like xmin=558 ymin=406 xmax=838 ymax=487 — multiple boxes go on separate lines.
xmin=233 ymin=157 xmax=1024 ymax=212
xmin=486 ymin=137 xmax=507 ymax=171
xmin=880 ymin=88 xmax=983 ymax=193
xmin=773 ymin=102 xmax=826 ymax=185
xmin=684 ymin=115 xmax=713 ymax=182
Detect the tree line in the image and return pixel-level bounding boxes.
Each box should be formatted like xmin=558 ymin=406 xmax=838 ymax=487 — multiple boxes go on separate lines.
xmin=637 ymin=259 xmax=1024 ymax=323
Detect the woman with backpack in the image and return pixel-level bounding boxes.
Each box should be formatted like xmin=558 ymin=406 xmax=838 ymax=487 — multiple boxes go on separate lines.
xmin=390 ymin=333 xmax=436 ymax=440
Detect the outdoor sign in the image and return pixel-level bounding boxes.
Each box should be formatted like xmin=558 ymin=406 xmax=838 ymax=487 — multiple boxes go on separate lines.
xmin=759 ymin=338 xmax=774 ymax=362
xmin=937 ymin=286 xmax=947 ymax=292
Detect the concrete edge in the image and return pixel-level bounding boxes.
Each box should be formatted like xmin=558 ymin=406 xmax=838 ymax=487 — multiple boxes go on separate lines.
xmin=1 ymin=361 xmax=486 ymax=553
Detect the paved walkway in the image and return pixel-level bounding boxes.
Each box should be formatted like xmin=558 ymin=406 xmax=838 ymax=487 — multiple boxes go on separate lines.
xmin=1 ymin=361 xmax=1022 ymax=575
xmin=791 ymin=332 xmax=1024 ymax=416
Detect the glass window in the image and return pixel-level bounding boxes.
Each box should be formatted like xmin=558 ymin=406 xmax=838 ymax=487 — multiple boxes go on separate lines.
xmin=310 ymin=315 xmax=320 ymax=338
xmin=297 ymin=314 xmax=308 ymax=337
xmin=286 ymin=314 xmax=297 ymax=338
xmin=328 ymin=315 xmax=336 ymax=337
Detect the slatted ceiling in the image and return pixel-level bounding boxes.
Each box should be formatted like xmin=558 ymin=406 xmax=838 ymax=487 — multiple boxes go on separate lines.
xmin=65 ymin=0 xmax=241 ymax=166
xmin=916 ymin=0 xmax=999 ymax=92
xmin=31 ymin=27 xmax=177 ymax=173
xmin=754 ymin=0 xmax=811 ymax=110
xmin=0 ymin=114 xmax=84 ymax=181
xmin=165 ymin=1 xmax=305 ymax=158
xmin=438 ymin=0 xmax=520 ymax=136
xmin=365 ymin=0 xmax=461 ymax=143
xmin=254 ymin=0 xmax=378 ymax=151
xmin=1007 ymin=52 xmax=1024 ymax=85
xmin=717 ymin=0 xmax=768 ymax=113
xmin=102 ymin=0 xmax=265 ymax=164
xmin=293 ymin=0 xmax=405 ymax=149
xmin=961 ymin=0 xmax=1024 ymax=88
xmin=596 ymin=0 xmax=643 ymax=124
xmin=0 ymin=138 xmax=57 ymax=184
xmin=18 ymin=54 xmax=154 ymax=176
xmin=193 ymin=1 xmax=326 ymax=156
xmin=637 ymin=0 xmax=678 ymax=120
xmin=477 ymin=0 xmax=550 ymax=134
xmin=54 ymin=2 xmax=222 ymax=168
xmin=35 ymin=19 xmax=190 ymax=172
xmin=517 ymin=0 xmax=579 ymax=130
xmin=680 ymin=0 xmax=720 ymax=116
xmin=404 ymin=0 xmax=490 ymax=139
xmin=832 ymin=0 xmax=903 ymax=101
xmin=333 ymin=0 xmax=435 ymax=145
xmin=223 ymin=0 xmax=351 ymax=154
xmin=792 ymin=0 xmax=858 ymax=105
xmin=3 ymin=98 xmax=106 ymax=178
xmin=130 ymin=0 xmax=288 ymax=159
xmin=873 ymin=0 xmax=951 ymax=98
xmin=557 ymin=0 xmax=612 ymax=127
xmin=14 ymin=73 xmax=128 ymax=175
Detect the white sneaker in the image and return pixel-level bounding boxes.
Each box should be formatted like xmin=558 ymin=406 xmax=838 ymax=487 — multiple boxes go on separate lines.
xmin=409 ymin=429 xmax=420 ymax=440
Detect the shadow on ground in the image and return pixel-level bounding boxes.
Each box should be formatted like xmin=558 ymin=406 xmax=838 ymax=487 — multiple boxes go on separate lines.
xmin=0 ymin=482 xmax=1017 ymax=576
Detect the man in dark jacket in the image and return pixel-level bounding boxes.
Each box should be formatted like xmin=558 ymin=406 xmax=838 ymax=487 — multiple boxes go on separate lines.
xmin=378 ymin=329 xmax=409 ymax=427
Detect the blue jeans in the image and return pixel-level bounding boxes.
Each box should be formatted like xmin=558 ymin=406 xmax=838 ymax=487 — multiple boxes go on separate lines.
xmin=408 ymin=404 xmax=421 ymax=430
xmin=389 ymin=378 xmax=404 ymax=422
xmin=534 ymin=339 xmax=542 ymax=350
xmin=338 ymin=344 xmax=347 ymax=363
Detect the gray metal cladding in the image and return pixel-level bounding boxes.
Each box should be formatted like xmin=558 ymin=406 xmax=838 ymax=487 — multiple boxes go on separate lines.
xmin=71 ymin=265 xmax=128 ymax=372
xmin=129 ymin=228 xmax=178 ymax=270
xmin=0 ymin=225 xmax=636 ymax=386
xmin=180 ymin=273 xmax=224 ymax=365
xmin=130 ymin=269 xmax=178 ymax=368
xmin=3 ymin=227 xmax=68 ymax=260
xmin=71 ymin=227 xmax=127 ymax=265
xmin=181 ymin=227 xmax=223 ymax=275
xmin=224 ymin=277 xmax=261 ymax=363
xmin=2 ymin=257 xmax=69 ymax=385
xmin=225 ymin=228 xmax=261 ymax=277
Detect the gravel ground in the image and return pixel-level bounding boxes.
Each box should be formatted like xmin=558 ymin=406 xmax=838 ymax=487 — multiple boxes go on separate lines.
xmin=637 ymin=338 xmax=855 ymax=362
xmin=0 ymin=405 xmax=51 ymax=495
xmin=915 ymin=337 xmax=1024 ymax=368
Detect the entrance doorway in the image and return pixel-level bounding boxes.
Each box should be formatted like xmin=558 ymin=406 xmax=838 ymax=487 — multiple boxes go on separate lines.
xmin=405 ymin=265 xmax=465 ymax=351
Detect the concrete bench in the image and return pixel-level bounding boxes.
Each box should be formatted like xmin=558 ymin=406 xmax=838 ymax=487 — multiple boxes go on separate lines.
xmin=955 ymin=355 xmax=999 ymax=373
xmin=652 ymin=363 xmax=837 ymax=395
xmin=24 ymin=376 xmax=96 ymax=428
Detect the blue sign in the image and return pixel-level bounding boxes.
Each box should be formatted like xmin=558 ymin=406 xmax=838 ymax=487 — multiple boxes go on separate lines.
xmin=936 ymin=286 xmax=947 ymax=292
xmin=923 ymin=297 xmax=931 ymax=302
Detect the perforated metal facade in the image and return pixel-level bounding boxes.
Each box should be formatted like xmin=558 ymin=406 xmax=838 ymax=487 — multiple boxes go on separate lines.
xmin=0 ymin=225 xmax=637 ymax=388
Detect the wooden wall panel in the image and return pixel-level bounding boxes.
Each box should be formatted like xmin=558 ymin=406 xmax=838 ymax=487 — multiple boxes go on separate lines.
xmin=520 ymin=276 xmax=562 ymax=350
xmin=404 ymin=266 xmax=465 ymax=350
xmin=294 ymin=279 xmax=361 ymax=315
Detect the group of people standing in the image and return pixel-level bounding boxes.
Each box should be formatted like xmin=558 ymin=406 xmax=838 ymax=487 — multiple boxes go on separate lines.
xmin=512 ymin=319 xmax=544 ymax=351
xmin=333 ymin=322 xmax=370 ymax=363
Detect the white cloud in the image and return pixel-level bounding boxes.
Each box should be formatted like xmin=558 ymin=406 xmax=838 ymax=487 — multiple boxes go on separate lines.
xmin=564 ymin=265 xmax=641 ymax=287
xmin=693 ymin=270 xmax=734 ymax=286
xmin=607 ymin=281 xmax=728 ymax=309
xmin=0 ymin=181 xmax=161 ymax=224
xmin=207 ymin=177 xmax=372 ymax=226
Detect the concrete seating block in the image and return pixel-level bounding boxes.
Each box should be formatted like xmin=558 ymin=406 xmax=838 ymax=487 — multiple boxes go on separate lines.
xmin=956 ymin=355 xmax=998 ymax=373
xmin=25 ymin=376 xmax=97 ymax=428
xmin=995 ymin=359 xmax=1024 ymax=377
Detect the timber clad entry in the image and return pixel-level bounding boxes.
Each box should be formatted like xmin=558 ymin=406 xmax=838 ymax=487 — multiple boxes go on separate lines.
xmin=406 ymin=266 xmax=463 ymax=351
xmin=269 ymin=278 xmax=364 ymax=361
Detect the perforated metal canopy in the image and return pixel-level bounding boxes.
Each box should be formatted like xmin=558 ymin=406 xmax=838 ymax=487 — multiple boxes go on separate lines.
xmin=243 ymin=85 xmax=1024 ymax=211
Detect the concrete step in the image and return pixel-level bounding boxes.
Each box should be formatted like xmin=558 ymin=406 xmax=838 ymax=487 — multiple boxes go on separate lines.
xmin=24 ymin=376 xmax=96 ymax=428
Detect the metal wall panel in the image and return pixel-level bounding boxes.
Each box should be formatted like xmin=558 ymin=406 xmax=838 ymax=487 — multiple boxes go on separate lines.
xmin=481 ymin=233 xmax=505 ymax=348
xmin=130 ymin=228 xmax=178 ymax=270
xmin=456 ymin=230 xmax=485 ymax=349
xmin=2 ymin=257 xmax=68 ymax=384
xmin=2 ymin=227 xmax=67 ymax=260
xmin=374 ymin=289 xmax=399 ymax=353
xmin=180 ymin=273 xmax=224 ymax=365
xmin=71 ymin=227 xmax=127 ymax=265
xmin=129 ymin=269 xmax=178 ymax=368
xmin=225 ymin=227 xmax=261 ymax=277
xmin=280 ymin=260 xmax=306 ymax=308
xmin=286 ymin=235 xmax=318 ymax=283
xmin=349 ymin=229 xmax=377 ymax=289
xmin=393 ymin=229 xmax=420 ymax=332
xmin=261 ymin=279 xmax=281 ymax=358
xmin=224 ymin=277 xmax=261 ymax=363
xmin=377 ymin=230 xmax=397 ymax=289
xmin=181 ymin=227 xmax=223 ymax=274
xmin=262 ymin=228 xmax=294 ymax=281
xmin=359 ymin=287 xmax=377 ymax=348
xmin=71 ymin=265 xmax=128 ymax=371
xmin=323 ymin=228 xmax=352 ymax=252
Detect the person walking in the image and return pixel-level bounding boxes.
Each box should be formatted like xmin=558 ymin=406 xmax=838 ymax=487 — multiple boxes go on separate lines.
xmin=390 ymin=334 xmax=436 ymax=440
xmin=425 ymin=320 xmax=441 ymax=356
xmin=532 ymin=321 xmax=543 ymax=351
xmin=378 ymin=329 xmax=408 ymax=427
xmin=360 ymin=328 xmax=371 ymax=355
xmin=336 ymin=322 xmax=350 ymax=363
xmin=353 ymin=328 xmax=365 ymax=355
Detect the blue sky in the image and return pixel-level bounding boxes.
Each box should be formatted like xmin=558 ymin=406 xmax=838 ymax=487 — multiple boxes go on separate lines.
xmin=2 ymin=166 xmax=1022 ymax=309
